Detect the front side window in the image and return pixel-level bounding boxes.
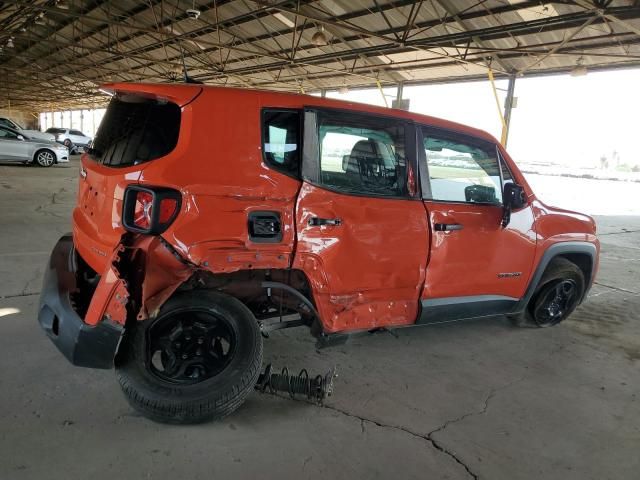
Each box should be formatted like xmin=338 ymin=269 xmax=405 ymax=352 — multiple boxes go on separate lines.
xmin=262 ymin=109 xmax=300 ymax=177
xmin=70 ymin=130 xmax=84 ymax=136
xmin=0 ymin=127 xmax=18 ymax=139
xmin=317 ymin=111 xmax=409 ymax=198
xmin=422 ymin=128 xmax=502 ymax=204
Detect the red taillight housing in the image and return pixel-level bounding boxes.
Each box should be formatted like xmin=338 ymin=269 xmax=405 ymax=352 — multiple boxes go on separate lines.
xmin=123 ymin=186 xmax=181 ymax=234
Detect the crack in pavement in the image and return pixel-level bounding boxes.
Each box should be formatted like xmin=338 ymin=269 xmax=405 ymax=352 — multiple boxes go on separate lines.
xmin=0 ymin=291 xmax=40 ymax=299
xmin=598 ymin=229 xmax=640 ymax=236
xmin=594 ymin=281 xmax=639 ymax=295
xmin=318 ymin=402 xmax=480 ymax=480
xmin=261 ymin=343 xmax=569 ymax=478
xmin=267 ymin=378 xmax=524 ymax=480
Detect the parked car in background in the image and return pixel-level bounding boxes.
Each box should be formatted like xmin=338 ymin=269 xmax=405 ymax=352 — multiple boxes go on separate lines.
xmin=0 ymin=117 xmax=55 ymax=142
xmin=46 ymin=128 xmax=92 ymax=153
xmin=0 ymin=125 xmax=68 ymax=166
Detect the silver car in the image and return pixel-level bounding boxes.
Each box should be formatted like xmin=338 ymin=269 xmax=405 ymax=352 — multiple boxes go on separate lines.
xmin=0 ymin=126 xmax=69 ymax=167
xmin=45 ymin=128 xmax=92 ymax=151
xmin=0 ymin=117 xmax=56 ymax=142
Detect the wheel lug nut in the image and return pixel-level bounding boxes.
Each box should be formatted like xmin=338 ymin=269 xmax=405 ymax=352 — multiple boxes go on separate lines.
xmin=196 ymin=349 xmax=202 ymax=356
xmin=185 ymin=335 xmax=191 ymax=341
xmin=175 ymin=343 xmax=181 ymax=348
xmin=197 ymin=338 xmax=204 ymax=344
xmin=182 ymin=354 xmax=188 ymax=359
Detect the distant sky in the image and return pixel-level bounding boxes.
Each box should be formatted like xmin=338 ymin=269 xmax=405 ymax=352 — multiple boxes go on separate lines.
xmin=326 ymin=68 xmax=640 ymax=169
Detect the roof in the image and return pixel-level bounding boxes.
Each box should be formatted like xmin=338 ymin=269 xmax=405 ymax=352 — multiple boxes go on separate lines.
xmin=106 ymin=80 xmax=498 ymax=142
xmin=1 ymin=0 xmax=639 ymax=111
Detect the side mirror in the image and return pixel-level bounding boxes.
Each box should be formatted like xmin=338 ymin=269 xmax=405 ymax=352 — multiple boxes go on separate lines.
xmin=501 ymin=183 xmax=527 ymax=227
xmin=504 ymin=183 xmax=527 ymax=209
xmin=17 ymin=134 xmax=25 ymax=141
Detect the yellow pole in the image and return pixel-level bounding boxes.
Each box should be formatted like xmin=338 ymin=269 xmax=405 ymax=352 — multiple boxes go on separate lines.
xmin=487 ymin=68 xmax=508 ymax=146
xmin=376 ymin=80 xmax=389 ymax=108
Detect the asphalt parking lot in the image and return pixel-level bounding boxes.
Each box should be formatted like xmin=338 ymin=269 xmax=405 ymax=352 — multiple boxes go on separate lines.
xmin=1 ymin=157 xmax=639 ymax=480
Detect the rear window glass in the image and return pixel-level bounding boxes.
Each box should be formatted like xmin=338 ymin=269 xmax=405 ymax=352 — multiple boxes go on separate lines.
xmin=46 ymin=128 xmax=64 ymax=133
xmin=90 ymin=96 xmax=181 ymax=167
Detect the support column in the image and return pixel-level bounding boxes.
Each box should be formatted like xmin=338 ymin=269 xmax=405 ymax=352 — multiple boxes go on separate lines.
xmin=392 ymin=82 xmax=409 ymax=110
xmin=502 ymin=74 xmax=516 ymax=148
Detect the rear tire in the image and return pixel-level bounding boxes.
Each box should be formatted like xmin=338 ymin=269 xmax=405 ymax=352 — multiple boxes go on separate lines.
xmin=34 ymin=149 xmax=55 ymax=167
xmin=509 ymin=257 xmax=585 ymax=328
xmin=115 ymin=290 xmax=263 ymax=424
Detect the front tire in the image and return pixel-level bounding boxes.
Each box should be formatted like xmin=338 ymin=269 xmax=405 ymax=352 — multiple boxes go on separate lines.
xmin=510 ymin=257 xmax=585 ymax=327
xmin=115 ymin=290 xmax=263 ymax=424
xmin=34 ymin=149 xmax=55 ymax=167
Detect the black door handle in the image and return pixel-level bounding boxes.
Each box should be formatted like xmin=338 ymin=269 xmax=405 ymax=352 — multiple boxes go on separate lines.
xmin=434 ymin=223 xmax=463 ymax=232
xmin=309 ymin=217 xmax=342 ymax=226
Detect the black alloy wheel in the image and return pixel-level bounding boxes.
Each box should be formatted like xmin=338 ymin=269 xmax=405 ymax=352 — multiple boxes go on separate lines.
xmin=116 ymin=290 xmax=263 ymax=424
xmin=147 ymin=308 xmax=236 ymax=384
xmin=532 ymin=279 xmax=579 ymax=327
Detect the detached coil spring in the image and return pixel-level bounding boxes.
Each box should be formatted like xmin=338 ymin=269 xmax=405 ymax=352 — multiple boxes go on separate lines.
xmin=256 ymin=364 xmax=336 ymax=403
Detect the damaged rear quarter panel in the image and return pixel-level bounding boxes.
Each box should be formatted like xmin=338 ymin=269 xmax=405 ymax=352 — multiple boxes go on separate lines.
xmin=135 ymin=89 xmax=301 ymax=297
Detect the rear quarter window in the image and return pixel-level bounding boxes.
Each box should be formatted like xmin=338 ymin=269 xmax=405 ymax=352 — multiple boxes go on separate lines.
xmin=262 ymin=109 xmax=301 ymax=178
xmin=90 ymin=96 xmax=181 ymax=167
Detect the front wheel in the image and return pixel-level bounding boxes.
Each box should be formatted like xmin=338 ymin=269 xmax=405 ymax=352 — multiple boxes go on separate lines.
xmin=115 ymin=290 xmax=263 ymax=424
xmin=510 ymin=257 xmax=585 ymax=328
xmin=34 ymin=149 xmax=55 ymax=167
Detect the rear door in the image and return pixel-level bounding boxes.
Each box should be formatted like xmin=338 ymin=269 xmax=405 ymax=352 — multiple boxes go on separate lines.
xmin=293 ymin=109 xmax=429 ymax=333
xmin=417 ymin=125 xmax=536 ymax=323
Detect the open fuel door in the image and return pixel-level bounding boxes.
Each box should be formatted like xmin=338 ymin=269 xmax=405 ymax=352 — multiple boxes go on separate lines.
xmin=292 ymin=109 xmax=429 ymax=334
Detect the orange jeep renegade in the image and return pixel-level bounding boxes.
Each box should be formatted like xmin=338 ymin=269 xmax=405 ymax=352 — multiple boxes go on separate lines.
xmin=38 ymin=83 xmax=599 ymax=424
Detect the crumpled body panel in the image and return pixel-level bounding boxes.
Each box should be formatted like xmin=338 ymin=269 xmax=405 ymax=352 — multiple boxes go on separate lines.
xmin=293 ymin=183 xmax=429 ymax=333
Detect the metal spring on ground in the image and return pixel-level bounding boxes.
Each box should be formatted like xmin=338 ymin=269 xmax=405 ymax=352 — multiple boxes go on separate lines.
xmin=256 ymin=364 xmax=336 ymax=403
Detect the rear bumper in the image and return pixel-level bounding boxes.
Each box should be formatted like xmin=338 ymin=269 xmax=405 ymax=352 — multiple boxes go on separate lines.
xmin=38 ymin=234 xmax=123 ymax=369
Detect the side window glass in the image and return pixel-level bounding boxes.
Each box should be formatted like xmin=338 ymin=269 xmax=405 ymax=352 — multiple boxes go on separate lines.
xmin=262 ymin=109 xmax=300 ymax=177
xmin=423 ymin=129 xmax=503 ymax=204
xmin=0 ymin=128 xmax=17 ymax=139
xmin=317 ymin=111 xmax=409 ymax=198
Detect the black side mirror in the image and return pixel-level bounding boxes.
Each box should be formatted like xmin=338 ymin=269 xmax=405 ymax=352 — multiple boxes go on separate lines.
xmin=502 ymin=183 xmax=527 ymax=227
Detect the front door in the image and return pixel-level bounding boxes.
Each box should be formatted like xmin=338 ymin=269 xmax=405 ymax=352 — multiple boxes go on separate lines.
xmin=293 ymin=109 xmax=429 ymax=334
xmin=417 ymin=126 xmax=537 ymax=323
xmin=0 ymin=127 xmax=29 ymax=161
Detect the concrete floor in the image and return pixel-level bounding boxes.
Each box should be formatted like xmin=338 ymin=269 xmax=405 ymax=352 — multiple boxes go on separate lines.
xmin=1 ymin=158 xmax=639 ymax=480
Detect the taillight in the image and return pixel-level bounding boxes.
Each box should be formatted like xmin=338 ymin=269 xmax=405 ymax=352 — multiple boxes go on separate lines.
xmin=123 ymin=186 xmax=181 ymax=234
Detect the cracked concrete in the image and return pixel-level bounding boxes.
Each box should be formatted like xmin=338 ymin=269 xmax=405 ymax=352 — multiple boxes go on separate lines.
xmin=1 ymin=158 xmax=639 ymax=480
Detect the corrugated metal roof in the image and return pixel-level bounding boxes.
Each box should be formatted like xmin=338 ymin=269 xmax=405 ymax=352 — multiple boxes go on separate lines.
xmin=0 ymin=0 xmax=639 ymax=110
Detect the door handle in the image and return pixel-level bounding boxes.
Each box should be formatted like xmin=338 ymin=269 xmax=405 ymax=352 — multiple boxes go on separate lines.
xmin=434 ymin=223 xmax=463 ymax=232
xmin=309 ymin=217 xmax=342 ymax=227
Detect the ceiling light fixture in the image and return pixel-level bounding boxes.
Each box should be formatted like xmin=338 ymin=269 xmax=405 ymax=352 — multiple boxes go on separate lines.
xmin=6 ymin=37 xmax=14 ymax=48
xmin=339 ymin=84 xmax=349 ymax=94
xmin=311 ymin=25 xmax=328 ymax=47
xmin=570 ymin=56 xmax=588 ymax=77
xmin=186 ymin=1 xmax=200 ymax=20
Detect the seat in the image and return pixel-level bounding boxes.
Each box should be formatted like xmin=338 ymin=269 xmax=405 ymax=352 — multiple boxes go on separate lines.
xmin=345 ymin=139 xmax=378 ymax=176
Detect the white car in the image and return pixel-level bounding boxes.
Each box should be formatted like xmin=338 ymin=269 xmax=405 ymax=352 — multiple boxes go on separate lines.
xmin=45 ymin=128 xmax=93 ymax=151
xmin=0 ymin=117 xmax=56 ymax=142
xmin=0 ymin=126 xmax=69 ymax=166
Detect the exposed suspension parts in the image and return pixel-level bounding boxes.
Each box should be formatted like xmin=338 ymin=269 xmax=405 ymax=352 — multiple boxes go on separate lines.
xmin=256 ymin=364 xmax=336 ymax=403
